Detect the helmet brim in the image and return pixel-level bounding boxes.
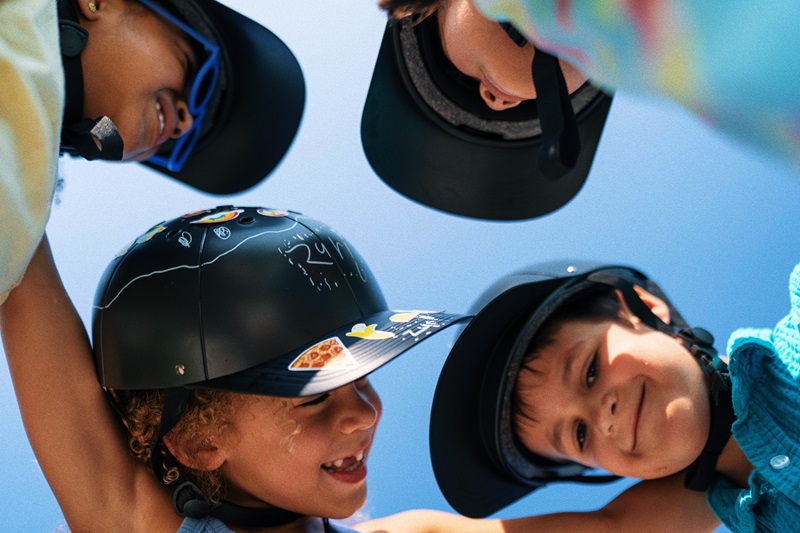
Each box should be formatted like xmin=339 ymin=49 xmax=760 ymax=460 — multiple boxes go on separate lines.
xmin=361 ymin=22 xmax=612 ymax=221
xmin=141 ymin=0 xmax=305 ymax=194
xmin=430 ymin=262 xmax=672 ymax=517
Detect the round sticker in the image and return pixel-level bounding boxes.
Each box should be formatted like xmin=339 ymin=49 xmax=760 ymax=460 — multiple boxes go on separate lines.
xmin=190 ymin=209 xmax=244 ymax=224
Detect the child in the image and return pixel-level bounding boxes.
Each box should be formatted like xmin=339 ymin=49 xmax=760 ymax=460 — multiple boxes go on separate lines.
xmin=361 ymin=0 xmax=612 ymax=221
xmin=0 ymin=0 xmax=303 ymax=305
xmin=380 ymin=0 xmax=800 ymax=167
xmin=358 ymin=262 xmax=799 ymax=532
xmin=0 ymin=206 xmax=466 ymax=532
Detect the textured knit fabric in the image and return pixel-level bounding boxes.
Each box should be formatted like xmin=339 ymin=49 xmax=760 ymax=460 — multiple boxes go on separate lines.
xmin=474 ymin=0 xmax=800 ymax=166
xmin=705 ymin=264 xmax=800 ymax=532
xmin=177 ymin=516 xmax=361 ymax=533
xmin=0 ymin=0 xmax=62 ymax=304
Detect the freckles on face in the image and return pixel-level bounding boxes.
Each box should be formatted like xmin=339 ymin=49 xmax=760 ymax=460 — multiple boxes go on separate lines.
xmin=218 ymin=381 xmax=382 ymax=519
xmin=514 ymin=320 xmax=710 ymax=480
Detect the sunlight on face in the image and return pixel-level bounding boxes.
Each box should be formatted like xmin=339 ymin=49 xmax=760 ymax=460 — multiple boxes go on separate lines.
xmin=437 ymin=0 xmax=586 ymax=111
xmin=218 ymin=379 xmax=382 ymax=519
xmin=514 ymin=319 xmax=710 ymax=479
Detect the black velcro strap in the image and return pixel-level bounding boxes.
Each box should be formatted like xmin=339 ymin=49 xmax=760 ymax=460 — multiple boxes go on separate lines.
xmin=531 ymin=48 xmax=581 ymax=179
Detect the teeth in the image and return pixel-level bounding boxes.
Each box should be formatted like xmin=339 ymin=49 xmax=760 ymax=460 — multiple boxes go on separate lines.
xmin=356 ymin=451 xmax=364 ymax=461
xmin=333 ymin=459 xmax=344 ymax=468
xmin=156 ymin=101 xmax=165 ymax=135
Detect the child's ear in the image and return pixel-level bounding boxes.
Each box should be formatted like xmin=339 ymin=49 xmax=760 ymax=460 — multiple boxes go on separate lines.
xmin=76 ymin=0 xmax=108 ymax=21
xmin=632 ymin=285 xmax=671 ymax=324
xmin=162 ymin=431 xmax=227 ymax=472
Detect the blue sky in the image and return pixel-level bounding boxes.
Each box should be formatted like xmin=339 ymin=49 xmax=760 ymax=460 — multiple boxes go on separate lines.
xmin=1 ymin=1 xmax=799 ymax=531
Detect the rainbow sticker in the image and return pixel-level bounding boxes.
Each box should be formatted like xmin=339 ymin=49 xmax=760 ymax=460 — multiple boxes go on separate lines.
xmin=182 ymin=209 xmax=210 ymax=219
xmin=190 ymin=209 xmax=243 ymax=225
xmin=257 ymin=209 xmax=289 ymax=217
xmin=346 ymin=323 xmax=395 ymax=340
xmin=390 ymin=310 xmax=438 ymax=323
xmin=136 ymin=223 xmax=167 ymax=244
xmin=289 ymin=337 xmax=357 ymax=371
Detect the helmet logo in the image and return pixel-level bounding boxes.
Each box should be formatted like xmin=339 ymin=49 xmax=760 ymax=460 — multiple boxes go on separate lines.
xmin=346 ymin=323 xmax=395 ymax=340
xmin=190 ymin=209 xmax=243 ymax=224
xmin=289 ymin=337 xmax=357 ymax=371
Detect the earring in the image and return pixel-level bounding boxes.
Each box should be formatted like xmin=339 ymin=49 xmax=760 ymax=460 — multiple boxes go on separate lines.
xmin=88 ymin=2 xmax=97 ymax=11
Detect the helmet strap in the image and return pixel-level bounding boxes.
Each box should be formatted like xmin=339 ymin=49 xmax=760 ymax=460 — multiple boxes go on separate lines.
xmin=587 ymin=272 xmax=735 ymax=491
xmin=530 ymin=48 xmax=581 ymax=179
xmin=154 ymin=388 xmax=305 ymax=527
xmin=58 ymin=0 xmax=125 ymax=161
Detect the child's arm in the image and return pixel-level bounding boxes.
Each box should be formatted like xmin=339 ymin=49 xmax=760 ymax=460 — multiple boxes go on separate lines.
xmin=0 ymin=237 xmax=181 ymax=533
xmin=355 ymin=473 xmax=719 ymax=533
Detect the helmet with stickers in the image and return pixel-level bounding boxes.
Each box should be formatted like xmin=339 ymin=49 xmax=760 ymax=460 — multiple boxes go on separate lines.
xmin=429 ymin=262 xmax=734 ymax=517
xmin=92 ymin=205 xmax=466 ymax=524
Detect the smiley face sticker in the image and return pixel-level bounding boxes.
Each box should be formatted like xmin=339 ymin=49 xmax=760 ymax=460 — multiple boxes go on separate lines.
xmin=190 ymin=209 xmax=244 ymax=225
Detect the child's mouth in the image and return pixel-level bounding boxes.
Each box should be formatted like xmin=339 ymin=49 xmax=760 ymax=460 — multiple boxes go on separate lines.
xmin=321 ymin=450 xmax=368 ymax=484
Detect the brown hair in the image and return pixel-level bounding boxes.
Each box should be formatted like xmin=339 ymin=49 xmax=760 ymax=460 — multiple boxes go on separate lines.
xmin=378 ymin=0 xmax=443 ymax=19
xmin=512 ymin=287 xmax=632 ymax=432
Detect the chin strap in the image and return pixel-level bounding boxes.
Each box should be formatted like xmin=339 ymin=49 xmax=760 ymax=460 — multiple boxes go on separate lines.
xmin=586 ymin=272 xmax=735 ymax=491
xmin=153 ymin=389 xmax=305 ymax=527
xmin=675 ymin=328 xmax=735 ymax=491
xmin=58 ymin=0 xmax=124 ymax=161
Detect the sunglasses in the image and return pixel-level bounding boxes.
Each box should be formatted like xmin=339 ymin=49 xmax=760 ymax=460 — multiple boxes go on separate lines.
xmin=138 ymin=0 xmax=221 ymax=172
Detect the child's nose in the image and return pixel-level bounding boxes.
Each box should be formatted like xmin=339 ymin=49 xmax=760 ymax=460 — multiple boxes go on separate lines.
xmin=171 ymin=100 xmax=194 ymax=139
xmin=337 ymin=382 xmax=380 ymax=434
xmin=594 ymin=392 xmax=617 ymax=436
xmin=478 ymin=82 xmax=523 ymax=111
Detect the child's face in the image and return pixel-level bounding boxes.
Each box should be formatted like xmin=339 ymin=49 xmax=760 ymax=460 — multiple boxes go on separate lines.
xmin=437 ymin=0 xmax=586 ymax=112
xmin=514 ymin=318 xmax=711 ymax=480
xmin=80 ymin=0 xmax=197 ymax=161
xmin=218 ymin=378 xmax=382 ymax=519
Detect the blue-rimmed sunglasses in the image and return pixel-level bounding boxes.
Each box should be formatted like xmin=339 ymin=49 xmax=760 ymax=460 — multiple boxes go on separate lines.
xmin=138 ymin=0 xmax=221 ymax=172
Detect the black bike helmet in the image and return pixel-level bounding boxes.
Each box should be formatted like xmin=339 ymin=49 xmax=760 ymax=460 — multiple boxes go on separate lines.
xmin=429 ymin=262 xmax=734 ymax=517
xmin=58 ymin=0 xmax=304 ymax=194
xmin=361 ymin=16 xmax=612 ymax=221
xmin=92 ymin=205 xmax=467 ymax=525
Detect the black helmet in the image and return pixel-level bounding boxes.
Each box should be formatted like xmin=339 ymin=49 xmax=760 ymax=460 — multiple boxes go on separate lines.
xmin=93 ymin=205 xmax=466 ymax=394
xmin=58 ymin=0 xmax=304 ymax=194
xmin=92 ymin=205 xmax=468 ymax=525
xmin=429 ymin=262 xmax=733 ymax=517
xmin=361 ymin=17 xmax=612 ymax=221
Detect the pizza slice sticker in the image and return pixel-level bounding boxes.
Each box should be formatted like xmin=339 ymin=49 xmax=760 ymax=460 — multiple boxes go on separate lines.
xmin=390 ymin=310 xmax=438 ymax=323
xmin=190 ymin=209 xmax=243 ymax=224
xmin=289 ymin=337 xmax=357 ymax=371
xmin=346 ymin=323 xmax=395 ymax=340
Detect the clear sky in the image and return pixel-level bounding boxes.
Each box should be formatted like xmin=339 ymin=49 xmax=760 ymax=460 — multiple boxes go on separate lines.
xmin=1 ymin=1 xmax=799 ymax=531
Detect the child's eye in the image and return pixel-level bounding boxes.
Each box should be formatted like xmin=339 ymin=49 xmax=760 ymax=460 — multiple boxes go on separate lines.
xmin=298 ymin=393 xmax=330 ymax=407
xmin=586 ymin=354 xmax=598 ymax=386
xmin=576 ymin=421 xmax=587 ymax=451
